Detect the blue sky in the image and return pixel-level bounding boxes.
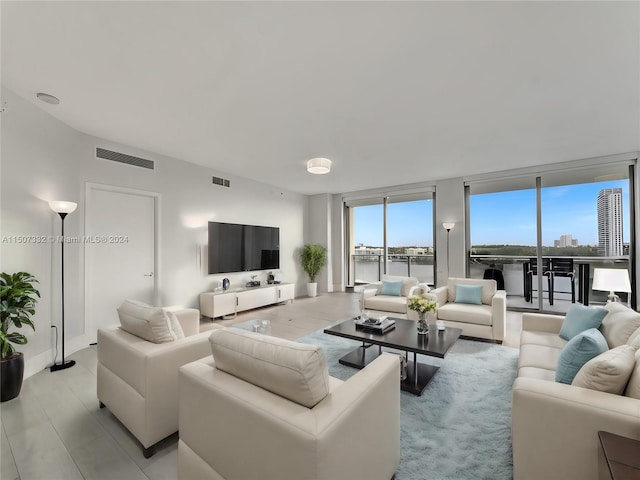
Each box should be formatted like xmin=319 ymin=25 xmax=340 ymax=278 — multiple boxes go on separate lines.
xmin=353 ymin=180 xmax=629 ymax=247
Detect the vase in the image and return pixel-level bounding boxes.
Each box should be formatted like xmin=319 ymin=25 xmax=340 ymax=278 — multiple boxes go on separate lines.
xmin=417 ymin=312 xmax=429 ymax=335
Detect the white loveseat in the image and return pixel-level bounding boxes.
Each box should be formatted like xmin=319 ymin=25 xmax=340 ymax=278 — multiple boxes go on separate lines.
xmin=426 ymin=277 xmax=506 ymax=342
xmin=97 ymin=305 xmax=222 ymax=457
xmin=178 ymin=328 xmax=401 ymax=480
xmin=512 ymin=304 xmax=640 ymax=480
xmin=362 ymin=275 xmax=428 ymax=315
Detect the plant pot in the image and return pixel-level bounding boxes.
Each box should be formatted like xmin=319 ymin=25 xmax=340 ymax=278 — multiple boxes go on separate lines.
xmin=307 ymin=282 xmax=318 ymax=298
xmin=1 ymin=353 xmax=24 ymax=402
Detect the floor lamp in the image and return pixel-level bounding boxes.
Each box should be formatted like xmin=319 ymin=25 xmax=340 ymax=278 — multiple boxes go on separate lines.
xmin=49 ymin=200 xmax=77 ymax=372
xmin=443 ymin=222 xmax=455 ymax=274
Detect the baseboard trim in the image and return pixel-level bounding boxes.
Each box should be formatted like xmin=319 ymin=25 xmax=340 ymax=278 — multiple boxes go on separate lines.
xmin=24 ymin=334 xmax=90 ymax=379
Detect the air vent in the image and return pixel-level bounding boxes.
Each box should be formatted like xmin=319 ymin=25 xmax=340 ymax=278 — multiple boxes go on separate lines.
xmin=96 ymin=148 xmax=155 ymax=170
xmin=212 ymin=176 xmax=230 ymax=188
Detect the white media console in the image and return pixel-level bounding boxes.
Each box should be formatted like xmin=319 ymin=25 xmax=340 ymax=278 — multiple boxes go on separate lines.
xmin=199 ymin=283 xmax=295 ymax=319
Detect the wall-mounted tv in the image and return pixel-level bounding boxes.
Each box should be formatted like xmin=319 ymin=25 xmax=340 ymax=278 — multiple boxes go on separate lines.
xmin=208 ymin=222 xmax=280 ymax=274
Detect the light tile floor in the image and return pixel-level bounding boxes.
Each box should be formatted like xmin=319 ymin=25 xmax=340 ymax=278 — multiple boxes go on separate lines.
xmin=1 ymin=292 xmax=523 ymax=480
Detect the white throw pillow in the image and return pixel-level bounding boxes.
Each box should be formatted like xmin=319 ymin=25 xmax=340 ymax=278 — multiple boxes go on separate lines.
xmin=117 ymin=300 xmax=177 ymax=343
xmin=209 ymin=328 xmax=330 ymax=408
xmin=600 ymin=302 xmax=640 ymax=348
xmin=624 ymin=349 xmax=640 ymax=399
xmin=572 ymin=345 xmax=637 ymax=394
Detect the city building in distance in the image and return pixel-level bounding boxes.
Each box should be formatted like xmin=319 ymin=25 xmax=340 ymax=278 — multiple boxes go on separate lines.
xmin=554 ymin=234 xmax=578 ymax=247
xmin=597 ymin=188 xmax=623 ymax=256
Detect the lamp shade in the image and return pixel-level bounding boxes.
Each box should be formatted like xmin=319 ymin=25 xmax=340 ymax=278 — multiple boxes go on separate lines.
xmin=442 ymin=222 xmax=455 ymax=231
xmin=49 ymin=201 xmax=77 ymax=214
xmin=592 ymin=268 xmax=631 ymax=293
xmin=306 ymin=158 xmax=332 ymax=175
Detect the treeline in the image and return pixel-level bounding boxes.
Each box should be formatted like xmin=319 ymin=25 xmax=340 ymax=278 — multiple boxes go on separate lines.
xmin=471 ymin=245 xmax=599 ymax=256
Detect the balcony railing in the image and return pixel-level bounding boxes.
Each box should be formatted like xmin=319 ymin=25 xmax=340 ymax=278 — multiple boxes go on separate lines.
xmin=352 ymin=253 xmax=434 ymax=285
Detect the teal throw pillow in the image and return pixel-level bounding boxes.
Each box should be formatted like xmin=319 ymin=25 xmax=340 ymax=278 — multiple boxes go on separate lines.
xmin=380 ymin=280 xmax=403 ymax=296
xmin=455 ymin=284 xmax=483 ymax=305
xmin=556 ymin=328 xmax=608 ymax=384
xmin=559 ymin=304 xmax=608 ymax=341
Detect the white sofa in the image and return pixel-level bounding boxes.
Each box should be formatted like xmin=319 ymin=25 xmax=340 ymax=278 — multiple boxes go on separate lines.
xmin=178 ymin=328 xmax=401 ymax=480
xmin=97 ymin=306 xmax=222 ymax=457
xmin=426 ymin=277 xmax=506 ymax=342
xmin=362 ymin=275 xmax=428 ymax=315
xmin=512 ymin=305 xmax=640 ymax=480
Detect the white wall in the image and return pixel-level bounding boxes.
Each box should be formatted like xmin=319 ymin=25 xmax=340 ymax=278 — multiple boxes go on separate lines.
xmin=306 ymin=193 xmax=333 ymax=293
xmin=1 ymin=88 xmax=308 ymax=377
xmin=434 ymin=177 xmax=466 ymax=284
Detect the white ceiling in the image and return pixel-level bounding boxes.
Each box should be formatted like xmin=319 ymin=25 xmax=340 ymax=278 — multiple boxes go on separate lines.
xmin=2 ymin=1 xmax=639 ymax=195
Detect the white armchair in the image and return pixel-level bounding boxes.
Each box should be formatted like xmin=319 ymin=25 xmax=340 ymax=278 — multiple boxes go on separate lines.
xmin=178 ymin=328 xmax=401 ymax=480
xmin=97 ymin=305 xmax=222 ymax=457
xmin=424 ymin=277 xmax=506 ymax=342
xmin=362 ymin=275 xmax=429 ymax=315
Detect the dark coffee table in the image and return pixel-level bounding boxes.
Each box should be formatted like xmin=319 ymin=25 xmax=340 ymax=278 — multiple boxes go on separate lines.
xmin=324 ymin=317 xmax=462 ymax=395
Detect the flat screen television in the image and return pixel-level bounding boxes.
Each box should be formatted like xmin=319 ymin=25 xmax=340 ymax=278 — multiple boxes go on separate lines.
xmin=208 ymin=222 xmax=280 ymax=274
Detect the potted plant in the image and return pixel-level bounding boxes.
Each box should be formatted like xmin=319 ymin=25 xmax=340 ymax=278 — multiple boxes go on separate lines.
xmin=1 ymin=272 xmax=39 ymax=402
xmin=299 ymin=244 xmax=328 ymax=298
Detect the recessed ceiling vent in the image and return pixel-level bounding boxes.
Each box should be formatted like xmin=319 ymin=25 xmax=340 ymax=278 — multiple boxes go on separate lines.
xmin=212 ymin=176 xmax=230 ymax=188
xmin=96 ymin=147 xmax=155 ymax=170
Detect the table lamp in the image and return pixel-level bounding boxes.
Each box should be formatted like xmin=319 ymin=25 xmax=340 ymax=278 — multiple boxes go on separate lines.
xmin=592 ymin=268 xmax=631 ymax=303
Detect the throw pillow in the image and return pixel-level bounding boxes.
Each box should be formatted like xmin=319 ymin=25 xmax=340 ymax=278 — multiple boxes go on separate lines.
xmin=624 ymin=349 xmax=640 ymax=399
xmin=209 ymin=328 xmax=330 ymax=408
xmin=556 ymin=328 xmax=608 ymax=384
xmin=380 ymin=280 xmax=403 ymax=296
xmin=117 ymin=300 xmax=177 ymax=343
xmin=455 ymin=284 xmax=483 ymax=305
xmin=559 ymin=304 xmax=608 ymax=341
xmin=600 ymin=302 xmax=640 ymax=348
xmin=572 ymin=345 xmax=637 ymax=394
xmin=627 ymin=326 xmax=640 ymax=348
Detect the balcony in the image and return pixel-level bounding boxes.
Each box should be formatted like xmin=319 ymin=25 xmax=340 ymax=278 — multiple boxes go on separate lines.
xmin=351 ymin=253 xmax=631 ymax=314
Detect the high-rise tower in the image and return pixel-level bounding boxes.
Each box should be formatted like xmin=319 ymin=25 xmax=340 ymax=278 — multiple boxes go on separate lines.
xmin=597 ymin=188 xmax=623 ymax=256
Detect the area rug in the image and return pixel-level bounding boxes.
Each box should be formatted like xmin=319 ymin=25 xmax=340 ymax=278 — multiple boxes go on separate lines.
xmin=233 ymin=321 xmax=519 ymax=480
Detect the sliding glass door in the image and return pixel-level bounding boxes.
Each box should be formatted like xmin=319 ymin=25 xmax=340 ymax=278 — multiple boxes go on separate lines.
xmin=467 ymin=162 xmax=634 ymax=313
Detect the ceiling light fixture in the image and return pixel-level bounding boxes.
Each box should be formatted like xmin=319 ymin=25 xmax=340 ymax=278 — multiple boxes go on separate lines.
xmin=36 ymin=92 xmax=60 ymax=105
xmin=306 ymin=158 xmax=332 ymax=175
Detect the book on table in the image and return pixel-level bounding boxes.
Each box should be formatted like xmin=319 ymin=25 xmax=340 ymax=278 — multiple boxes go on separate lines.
xmin=354 ymin=316 xmax=396 ymax=334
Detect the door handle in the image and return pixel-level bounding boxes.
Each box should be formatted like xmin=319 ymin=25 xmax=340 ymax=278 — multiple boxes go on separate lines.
xmin=144 ymin=272 xmax=154 ymax=277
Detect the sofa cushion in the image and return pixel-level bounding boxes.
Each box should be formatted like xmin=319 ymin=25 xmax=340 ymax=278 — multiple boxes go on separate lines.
xmin=517 ymin=366 xmax=556 ymax=382
xmin=447 ymin=278 xmax=496 ymax=305
xmin=117 ymin=300 xmax=179 ymax=343
xmin=208 ymin=328 xmax=330 ymax=408
xmin=558 ymin=304 xmax=608 ymax=341
xmin=381 ymin=275 xmax=418 ymax=297
xmin=520 ymin=330 xmax=568 ymax=350
xmin=167 ymin=311 xmax=185 ymax=340
xmin=454 ymin=284 xmax=483 ymax=305
xmin=600 ymin=302 xmax=640 ymax=348
xmin=364 ymin=295 xmax=407 ymax=314
xmin=628 ymin=327 xmax=640 ymax=348
xmin=624 ymin=349 xmax=640 ymax=399
xmin=556 ymin=328 xmax=608 ymax=384
xmin=437 ymin=303 xmax=493 ymax=326
xmin=380 ymin=280 xmax=403 ymax=296
xmin=519 ymin=344 xmax=563 ymax=371
xmin=572 ymin=345 xmax=637 ymax=394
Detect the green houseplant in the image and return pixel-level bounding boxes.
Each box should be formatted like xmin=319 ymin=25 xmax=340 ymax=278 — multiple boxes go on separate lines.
xmin=300 ymin=244 xmax=328 ymax=297
xmin=1 ymin=272 xmax=39 ymax=402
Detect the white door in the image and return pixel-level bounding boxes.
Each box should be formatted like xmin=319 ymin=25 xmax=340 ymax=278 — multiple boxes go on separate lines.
xmin=86 ymin=186 xmax=156 ymax=343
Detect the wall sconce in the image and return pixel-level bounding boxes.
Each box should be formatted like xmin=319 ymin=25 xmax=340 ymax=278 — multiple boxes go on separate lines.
xmin=442 ymin=222 xmax=455 ymax=273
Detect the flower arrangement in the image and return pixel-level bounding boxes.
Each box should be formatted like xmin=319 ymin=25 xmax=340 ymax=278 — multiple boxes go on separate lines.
xmin=407 ymin=294 xmax=438 ymax=315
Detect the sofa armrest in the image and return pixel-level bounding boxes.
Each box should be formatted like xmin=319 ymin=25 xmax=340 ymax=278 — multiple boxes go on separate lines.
xmin=512 ymin=377 xmax=640 ymax=480
xmin=172 ymin=308 xmax=201 ymax=336
xmin=522 ymin=313 xmax=564 ymax=333
xmin=490 ymin=290 xmax=507 ymax=341
xmin=362 ymin=283 xmax=380 ymax=299
xmin=407 ymin=285 xmax=423 ymax=297
xmin=430 ymin=286 xmax=448 ymax=307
